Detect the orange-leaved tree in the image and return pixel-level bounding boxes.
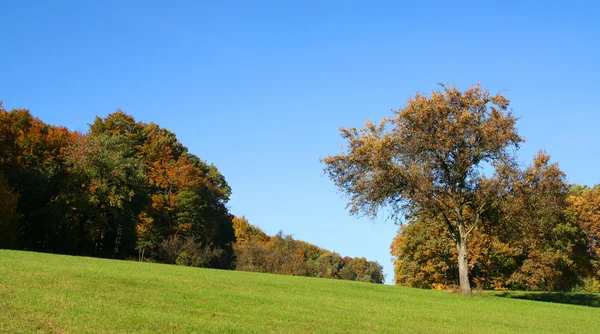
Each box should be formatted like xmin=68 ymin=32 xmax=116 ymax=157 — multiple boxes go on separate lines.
xmin=569 ymin=185 xmax=600 ymax=278
xmin=322 ymin=84 xmax=522 ymax=294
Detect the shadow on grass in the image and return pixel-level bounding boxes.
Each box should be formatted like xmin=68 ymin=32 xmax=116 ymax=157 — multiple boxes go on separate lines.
xmin=494 ymin=291 xmax=600 ymax=308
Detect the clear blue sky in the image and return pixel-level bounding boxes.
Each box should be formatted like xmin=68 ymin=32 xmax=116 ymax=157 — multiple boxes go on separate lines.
xmin=2 ymin=0 xmax=599 ymax=283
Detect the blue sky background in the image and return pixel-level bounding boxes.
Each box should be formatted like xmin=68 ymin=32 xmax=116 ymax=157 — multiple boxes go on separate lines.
xmin=2 ymin=0 xmax=598 ymax=283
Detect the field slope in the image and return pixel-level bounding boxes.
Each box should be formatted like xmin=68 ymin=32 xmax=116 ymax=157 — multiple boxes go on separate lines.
xmin=1 ymin=250 xmax=599 ymax=333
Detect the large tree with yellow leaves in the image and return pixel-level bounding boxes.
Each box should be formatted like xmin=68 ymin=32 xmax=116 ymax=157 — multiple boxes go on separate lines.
xmin=322 ymin=84 xmax=522 ymax=294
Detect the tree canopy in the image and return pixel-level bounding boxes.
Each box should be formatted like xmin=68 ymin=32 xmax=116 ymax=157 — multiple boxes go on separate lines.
xmin=0 ymin=102 xmax=384 ymax=284
xmin=391 ymin=152 xmax=594 ymax=291
xmin=0 ymin=106 xmax=237 ymax=265
xmin=323 ymin=84 xmax=525 ymax=294
xmin=323 ymin=84 xmax=599 ymax=293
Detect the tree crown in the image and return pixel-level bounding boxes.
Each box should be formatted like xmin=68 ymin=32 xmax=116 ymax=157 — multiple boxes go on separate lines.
xmin=322 ymin=84 xmax=523 ymax=228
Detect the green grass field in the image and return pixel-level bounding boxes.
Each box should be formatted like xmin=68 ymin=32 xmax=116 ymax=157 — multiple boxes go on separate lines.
xmin=1 ymin=250 xmax=599 ymax=333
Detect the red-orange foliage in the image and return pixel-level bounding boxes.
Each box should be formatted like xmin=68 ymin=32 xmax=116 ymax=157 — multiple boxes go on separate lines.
xmin=569 ymin=185 xmax=600 ymax=277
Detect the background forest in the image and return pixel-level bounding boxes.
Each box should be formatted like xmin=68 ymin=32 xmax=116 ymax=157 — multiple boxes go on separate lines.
xmin=0 ymin=104 xmax=384 ymax=283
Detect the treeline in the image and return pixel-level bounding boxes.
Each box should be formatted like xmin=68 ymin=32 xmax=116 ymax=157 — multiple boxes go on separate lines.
xmin=0 ymin=103 xmax=383 ymax=283
xmin=233 ymin=216 xmax=384 ymax=283
xmin=391 ymin=153 xmax=600 ymax=292
xmin=0 ymin=105 xmax=236 ymax=268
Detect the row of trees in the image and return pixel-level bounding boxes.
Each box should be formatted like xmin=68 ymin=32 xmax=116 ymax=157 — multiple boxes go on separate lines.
xmin=233 ymin=216 xmax=384 ymax=283
xmin=322 ymin=84 xmax=599 ymax=293
xmin=0 ymin=102 xmax=384 ymax=283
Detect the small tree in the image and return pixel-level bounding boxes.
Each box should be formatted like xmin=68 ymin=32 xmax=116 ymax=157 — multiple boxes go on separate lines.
xmin=322 ymin=84 xmax=523 ymax=294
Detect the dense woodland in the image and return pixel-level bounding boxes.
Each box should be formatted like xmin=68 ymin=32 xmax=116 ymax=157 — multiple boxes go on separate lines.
xmin=0 ymin=102 xmax=384 ymax=283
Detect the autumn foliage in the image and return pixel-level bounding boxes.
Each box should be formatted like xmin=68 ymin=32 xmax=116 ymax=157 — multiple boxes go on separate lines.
xmin=322 ymin=84 xmax=600 ymax=293
xmin=0 ymin=105 xmax=234 ymax=266
xmin=232 ymin=216 xmax=384 ymax=283
xmin=323 ymin=84 xmax=523 ymax=294
xmin=386 ymin=127 xmax=599 ymax=292
xmin=0 ymin=102 xmax=383 ymax=283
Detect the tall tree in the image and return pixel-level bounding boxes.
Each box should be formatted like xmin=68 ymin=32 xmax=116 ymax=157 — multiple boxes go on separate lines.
xmin=0 ymin=106 xmax=75 ymax=252
xmin=89 ymin=111 xmax=236 ymax=265
xmin=503 ymin=152 xmax=592 ymax=290
xmin=61 ymin=133 xmax=149 ymax=257
xmin=322 ymin=84 xmax=522 ymax=294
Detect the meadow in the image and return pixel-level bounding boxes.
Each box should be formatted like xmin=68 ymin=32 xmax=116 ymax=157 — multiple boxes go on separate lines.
xmin=1 ymin=250 xmax=599 ymax=333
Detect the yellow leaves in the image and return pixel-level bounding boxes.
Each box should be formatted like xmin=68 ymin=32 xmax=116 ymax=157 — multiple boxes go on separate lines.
xmin=532 ymin=150 xmax=552 ymax=167
xmin=232 ymin=216 xmax=251 ymax=245
xmin=136 ymin=212 xmax=154 ymax=236
xmin=569 ymin=185 xmax=600 ymax=277
xmin=174 ymin=223 xmax=192 ymax=234
xmin=490 ymin=94 xmax=510 ymax=110
xmin=150 ymin=194 xmax=166 ymax=210
xmin=232 ymin=216 xmax=270 ymax=247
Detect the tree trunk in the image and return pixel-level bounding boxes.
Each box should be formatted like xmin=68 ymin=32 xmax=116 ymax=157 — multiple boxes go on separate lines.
xmin=456 ymin=227 xmax=471 ymax=295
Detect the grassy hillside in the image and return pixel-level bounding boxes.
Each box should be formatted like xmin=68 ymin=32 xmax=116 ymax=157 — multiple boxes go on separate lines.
xmin=1 ymin=250 xmax=599 ymax=333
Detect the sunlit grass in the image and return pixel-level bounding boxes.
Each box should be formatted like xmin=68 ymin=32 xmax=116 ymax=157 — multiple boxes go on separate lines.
xmin=1 ymin=250 xmax=599 ymax=333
